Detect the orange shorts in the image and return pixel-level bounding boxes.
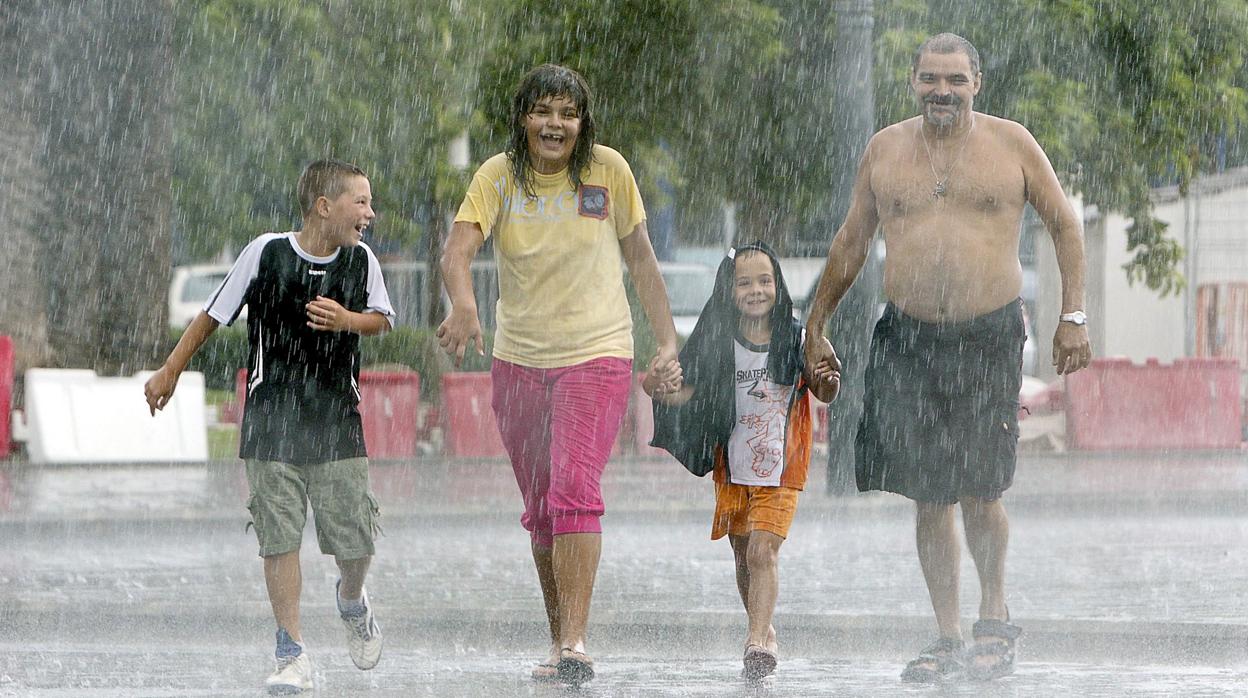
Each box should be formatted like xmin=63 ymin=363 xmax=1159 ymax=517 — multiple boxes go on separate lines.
xmin=711 ymin=481 xmax=800 ymax=540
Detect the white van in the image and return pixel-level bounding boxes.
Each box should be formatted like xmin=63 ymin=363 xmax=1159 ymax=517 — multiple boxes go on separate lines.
xmin=658 ymin=261 xmax=716 ymax=338
xmin=658 ymin=258 xmax=823 ymax=338
xmin=168 ymin=264 xmax=239 ymax=328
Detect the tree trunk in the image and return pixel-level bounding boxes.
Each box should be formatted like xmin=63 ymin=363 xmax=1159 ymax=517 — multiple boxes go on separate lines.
xmin=824 ymin=0 xmax=879 ymax=495
xmin=736 ymin=195 xmax=796 ymax=254
xmin=0 ymin=3 xmax=53 ymax=378
xmin=20 ymin=0 xmax=174 ymax=374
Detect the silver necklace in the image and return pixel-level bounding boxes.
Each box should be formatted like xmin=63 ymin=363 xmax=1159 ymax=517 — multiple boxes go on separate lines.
xmin=919 ymin=118 xmax=974 ymax=198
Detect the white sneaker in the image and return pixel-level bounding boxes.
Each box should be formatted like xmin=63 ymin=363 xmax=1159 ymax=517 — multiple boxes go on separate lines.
xmin=265 ymin=652 xmax=313 ymax=695
xmin=338 ymin=580 xmax=383 ymax=670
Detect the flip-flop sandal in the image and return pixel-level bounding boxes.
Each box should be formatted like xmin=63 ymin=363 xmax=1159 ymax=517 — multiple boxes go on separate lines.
xmin=742 ymin=644 xmax=777 ymax=681
xmin=530 ymin=662 xmax=559 ymax=682
xmin=966 ymin=618 xmax=1023 ymax=681
xmin=557 ymin=648 xmax=595 ymax=686
xmin=900 ymin=637 xmax=965 ymax=683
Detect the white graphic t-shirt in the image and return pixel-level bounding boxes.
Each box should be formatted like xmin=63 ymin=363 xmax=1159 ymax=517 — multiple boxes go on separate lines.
xmin=727 ymin=337 xmax=795 ymax=487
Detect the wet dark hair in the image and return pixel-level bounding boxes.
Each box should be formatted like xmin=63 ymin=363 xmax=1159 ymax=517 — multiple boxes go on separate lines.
xmin=727 ymin=242 xmax=792 ymax=334
xmin=912 ymin=32 xmax=981 ymax=75
xmin=507 ymin=64 xmax=597 ymax=197
xmin=297 ymin=159 xmax=367 ymax=216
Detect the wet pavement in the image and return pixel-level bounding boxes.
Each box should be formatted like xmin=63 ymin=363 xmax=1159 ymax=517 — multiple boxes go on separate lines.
xmin=3 ymin=645 xmax=1247 ymax=697
xmin=1 ymin=450 xmax=1247 ymax=695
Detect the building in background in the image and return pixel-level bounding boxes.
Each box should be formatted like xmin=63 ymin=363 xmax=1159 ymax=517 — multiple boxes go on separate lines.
xmin=1032 ymin=167 xmax=1248 ymax=383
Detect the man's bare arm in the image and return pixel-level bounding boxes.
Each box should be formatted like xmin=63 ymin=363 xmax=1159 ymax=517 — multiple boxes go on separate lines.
xmin=1019 ymin=125 xmax=1086 ymax=315
xmin=806 ymin=139 xmax=881 ymax=335
xmin=1017 ymin=124 xmax=1092 ymax=374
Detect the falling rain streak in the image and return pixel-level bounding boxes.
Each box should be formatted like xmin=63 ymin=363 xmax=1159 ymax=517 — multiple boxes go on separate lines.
xmin=1 ymin=0 xmax=1248 ymax=696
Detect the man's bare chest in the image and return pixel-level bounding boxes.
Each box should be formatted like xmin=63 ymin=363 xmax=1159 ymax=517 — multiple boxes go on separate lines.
xmin=873 ymin=156 xmax=1025 ymax=220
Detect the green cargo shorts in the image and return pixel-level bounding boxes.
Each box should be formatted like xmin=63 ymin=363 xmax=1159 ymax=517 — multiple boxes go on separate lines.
xmin=244 ymin=457 xmax=381 ymax=559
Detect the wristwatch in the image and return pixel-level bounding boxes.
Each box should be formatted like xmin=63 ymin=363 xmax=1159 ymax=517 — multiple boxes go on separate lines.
xmin=1059 ymin=310 xmax=1088 ymax=326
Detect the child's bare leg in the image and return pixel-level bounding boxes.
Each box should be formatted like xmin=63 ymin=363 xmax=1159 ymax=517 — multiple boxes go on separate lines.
xmin=264 ymin=550 xmax=303 ymax=641
xmin=744 ymin=531 xmax=784 ymax=650
xmin=531 ymin=540 xmax=561 ymax=664
xmin=731 ymin=533 xmax=779 ymax=652
xmin=552 ymin=532 xmax=600 ymax=654
xmin=335 ymin=555 xmax=372 ymax=600
xmin=729 ymin=534 xmax=751 ymax=609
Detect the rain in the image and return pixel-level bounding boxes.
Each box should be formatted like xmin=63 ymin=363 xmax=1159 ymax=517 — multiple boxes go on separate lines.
xmin=2 ymin=1 xmax=1248 ymax=696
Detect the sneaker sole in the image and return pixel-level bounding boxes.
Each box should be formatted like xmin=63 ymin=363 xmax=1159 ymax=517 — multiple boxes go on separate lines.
xmin=267 ymin=684 xmax=310 ymax=696
xmin=350 ymin=649 xmax=382 ymax=671
xmin=346 ymin=622 xmax=382 ymax=669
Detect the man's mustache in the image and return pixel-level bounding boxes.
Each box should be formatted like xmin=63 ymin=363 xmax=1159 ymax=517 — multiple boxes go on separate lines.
xmin=924 ymin=94 xmax=962 ymax=106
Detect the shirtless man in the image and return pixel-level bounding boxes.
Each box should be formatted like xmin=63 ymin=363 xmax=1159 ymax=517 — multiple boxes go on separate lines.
xmin=804 ymin=33 xmax=1091 ymax=682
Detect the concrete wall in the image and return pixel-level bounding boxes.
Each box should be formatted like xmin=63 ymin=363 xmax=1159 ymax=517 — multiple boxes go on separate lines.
xmin=1093 ymin=210 xmax=1187 ymax=362
xmin=1155 ymin=168 xmax=1248 ymax=285
xmin=1029 ymin=194 xmax=1184 ymax=380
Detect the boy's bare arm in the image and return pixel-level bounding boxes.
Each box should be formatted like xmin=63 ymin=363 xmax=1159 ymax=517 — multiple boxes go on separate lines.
xmin=144 ymin=311 xmax=220 ymax=415
xmin=305 ymin=296 xmax=391 ymax=336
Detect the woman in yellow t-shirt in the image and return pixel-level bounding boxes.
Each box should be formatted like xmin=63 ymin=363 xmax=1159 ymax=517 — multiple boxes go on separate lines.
xmin=437 ymin=64 xmax=682 ymax=686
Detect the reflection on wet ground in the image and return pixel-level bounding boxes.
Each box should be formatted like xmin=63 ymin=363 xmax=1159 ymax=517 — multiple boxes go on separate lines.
xmin=2 ymin=453 xmax=1246 ymax=695
xmin=2 ymin=644 xmax=1247 ymax=697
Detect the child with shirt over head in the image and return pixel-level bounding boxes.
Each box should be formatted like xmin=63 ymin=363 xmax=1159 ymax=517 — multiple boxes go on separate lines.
xmin=144 ymin=159 xmax=394 ymax=695
xmin=646 ymin=241 xmax=839 ymax=681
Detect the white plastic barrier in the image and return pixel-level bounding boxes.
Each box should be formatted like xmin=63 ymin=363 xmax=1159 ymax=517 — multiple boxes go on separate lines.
xmin=24 ymin=369 xmax=208 ymax=463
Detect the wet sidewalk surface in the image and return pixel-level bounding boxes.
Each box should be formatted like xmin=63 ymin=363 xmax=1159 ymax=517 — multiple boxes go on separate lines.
xmin=1 ymin=451 xmax=1247 ymax=695
xmin=3 ymin=644 xmax=1246 ymax=697
xmin=3 ymin=452 xmax=1248 ymax=522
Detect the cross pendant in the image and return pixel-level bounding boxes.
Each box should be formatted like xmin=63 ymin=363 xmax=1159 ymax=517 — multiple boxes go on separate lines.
xmin=933 ymin=182 xmax=946 ymax=197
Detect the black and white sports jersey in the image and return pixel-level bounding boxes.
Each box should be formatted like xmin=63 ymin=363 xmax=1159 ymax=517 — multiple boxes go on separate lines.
xmin=205 ymin=232 xmax=396 ymax=464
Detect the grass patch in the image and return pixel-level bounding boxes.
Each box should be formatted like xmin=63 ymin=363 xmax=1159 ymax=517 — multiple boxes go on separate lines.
xmin=208 ymin=425 xmax=239 ymax=460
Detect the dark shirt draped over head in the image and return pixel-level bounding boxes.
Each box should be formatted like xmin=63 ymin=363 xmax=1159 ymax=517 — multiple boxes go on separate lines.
xmin=650 ymin=241 xmax=804 ymax=476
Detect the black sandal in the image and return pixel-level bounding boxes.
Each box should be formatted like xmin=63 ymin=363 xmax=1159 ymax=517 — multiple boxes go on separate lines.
xmin=900 ymin=636 xmax=965 ymax=683
xmin=556 ymin=647 xmax=595 ymax=686
xmin=966 ymin=618 xmax=1023 ymax=680
xmin=742 ymin=644 xmax=777 ymax=681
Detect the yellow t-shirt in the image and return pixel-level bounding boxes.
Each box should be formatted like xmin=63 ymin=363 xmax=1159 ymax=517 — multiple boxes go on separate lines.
xmin=455 ymin=144 xmax=647 ymax=368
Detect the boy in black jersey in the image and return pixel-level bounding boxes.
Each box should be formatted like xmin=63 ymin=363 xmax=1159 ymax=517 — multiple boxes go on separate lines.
xmin=145 ymin=159 xmax=394 ymax=695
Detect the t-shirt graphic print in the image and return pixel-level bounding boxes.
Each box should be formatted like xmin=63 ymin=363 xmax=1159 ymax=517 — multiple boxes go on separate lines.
xmin=727 ymin=338 xmax=795 ymax=487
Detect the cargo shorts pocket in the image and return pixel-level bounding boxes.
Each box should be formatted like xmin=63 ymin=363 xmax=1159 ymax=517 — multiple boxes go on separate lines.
xmin=245 ymin=493 xmax=259 ymax=535
xmin=367 ymin=492 xmax=383 ymax=539
xmin=983 ymin=403 xmax=1020 ymax=493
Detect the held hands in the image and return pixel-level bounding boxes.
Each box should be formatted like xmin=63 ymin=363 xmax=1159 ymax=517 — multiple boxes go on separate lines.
xmin=644 ymin=344 xmax=683 ymax=397
xmin=809 ymin=359 xmax=842 ymax=403
xmin=804 ymin=334 xmax=843 ymax=403
xmin=143 ymin=366 xmax=178 ymax=416
xmin=435 ymin=307 xmax=485 ymax=368
xmin=1052 ymin=323 xmax=1092 ymax=375
xmin=306 ymin=296 xmax=351 ymax=332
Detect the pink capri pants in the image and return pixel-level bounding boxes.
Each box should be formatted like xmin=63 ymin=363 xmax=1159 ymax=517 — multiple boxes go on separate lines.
xmin=491 ymin=357 xmax=632 ymax=547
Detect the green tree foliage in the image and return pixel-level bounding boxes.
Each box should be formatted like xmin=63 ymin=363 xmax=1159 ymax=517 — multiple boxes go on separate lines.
xmin=173 ymin=0 xmax=488 ymax=260
xmin=874 ymin=0 xmax=1248 ymax=295
xmin=173 ymin=0 xmax=1246 ymax=297
xmin=474 ymin=0 xmax=844 ymax=251
xmin=2 ymin=0 xmax=173 ymax=372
